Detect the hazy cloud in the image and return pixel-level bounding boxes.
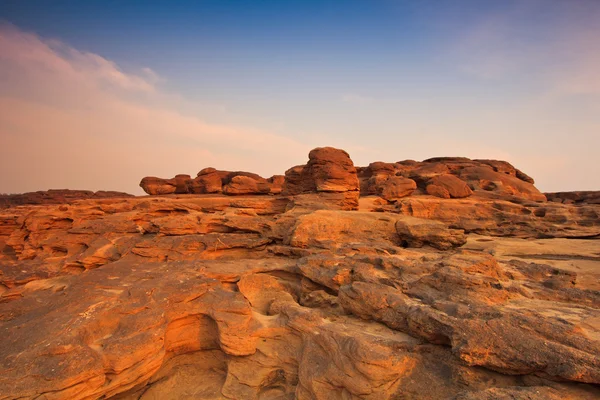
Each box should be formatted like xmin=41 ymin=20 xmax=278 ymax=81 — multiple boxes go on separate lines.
xmin=0 ymin=24 xmax=310 ymax=194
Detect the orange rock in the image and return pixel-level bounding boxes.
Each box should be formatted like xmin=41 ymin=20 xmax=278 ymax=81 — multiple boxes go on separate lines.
xmin=426 ymin=174 xmax=473 ymax=199
xmin=1 ymin=150 xmax=600 ymax=400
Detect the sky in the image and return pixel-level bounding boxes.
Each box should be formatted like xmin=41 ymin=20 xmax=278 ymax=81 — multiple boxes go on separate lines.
xmin=0 ymin=0 xmax=599 ymax=194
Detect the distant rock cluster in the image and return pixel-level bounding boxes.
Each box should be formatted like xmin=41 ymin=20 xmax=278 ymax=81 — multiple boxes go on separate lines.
xmin=0 ymin=189 xmax=133 ymax=209
xmin=140 ymin=169 xmax=284 ymax=196
xmin=140 ymin=146 xmax=547 ymax=205
xmin=357 ymin=156 xmax=544 ymax=202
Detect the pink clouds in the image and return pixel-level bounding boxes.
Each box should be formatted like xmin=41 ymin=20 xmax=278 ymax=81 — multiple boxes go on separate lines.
xmin=0 ymin=24 xmax=310 ymax=194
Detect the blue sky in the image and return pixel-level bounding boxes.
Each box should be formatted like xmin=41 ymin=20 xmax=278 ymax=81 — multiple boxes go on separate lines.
xmin=1 ymin=0 xmax=599 ymax=193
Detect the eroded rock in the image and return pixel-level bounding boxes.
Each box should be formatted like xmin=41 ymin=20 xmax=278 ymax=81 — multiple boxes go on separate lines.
xmin=1 ymin=150 xmax=599 ymax=400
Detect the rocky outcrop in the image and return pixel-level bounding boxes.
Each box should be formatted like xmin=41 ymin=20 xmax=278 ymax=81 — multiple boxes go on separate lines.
xmin=0 ymin=191 xmax=598 ymax=399
xmin=283 ymin=147 xmax=360 ymax=210
xmin=546 ymin=191 xmax=600 ymax=205
xmin=379 ymin=176 xmax=417 ymax=201
xmin=283 ymin=147 xmax=359 ymax=194
xmin=395 ymin=216 xmax=467 ymax=250
xmin=140 ymin=169 xmax=280 ymax=196
xmin=139 ymin=176 xmax=178 ymax=194
xmin=425 ymin=174 xmax=473 ymax=199
xmin=356 ymin=157 xmax=546 ymax=203
xmin=1 ymin=149 xmax=599 ymax=400
xmin=223 ymin=175 xmax=271 ymax=195
xmin=139 ymin=151 xmax=546 ymax=206
xmin=0 ymin=189 xmax=133 ymax=209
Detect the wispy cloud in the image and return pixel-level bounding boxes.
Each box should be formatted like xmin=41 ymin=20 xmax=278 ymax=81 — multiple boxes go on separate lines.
xmin=0 ymin=23 xmax=310 ymax=194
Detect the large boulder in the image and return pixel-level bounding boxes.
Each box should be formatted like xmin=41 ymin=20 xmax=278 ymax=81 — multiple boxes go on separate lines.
xmin=190 ymin=169 xmax=223 ymax=194
xmin=173 ymin=174 xmax=192 ymax=194
xmin=308 ymin=147 xmax=359 ymax=192
xmin=140 ymin=177 xmax=177 ymax=195
xmin=379 ymin=176 xmax=417 ymax=201
xmin=426 ymin=174 xmax=473 ymax=199
xmin=223 ymin=175 xmax=271 ymax=195
xmin=283 ymin=147 xmax=359 ymax=195
xmin=358 ymin=162 xmax=398 ymax=194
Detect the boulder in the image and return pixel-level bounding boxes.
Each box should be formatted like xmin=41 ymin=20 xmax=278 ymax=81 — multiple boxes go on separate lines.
xmin=426 ymin=174 xmax=473 ymax=199
xmin=190 ymin=172 xmax=222 ymax=194
xmin=173 ymin=174 xmax=192 ymax=194
xmin=379 ymin=176 xmax=417 ymax=201
xmin=223 ymin=175 xmax=271 ymax=195
xmin=456 ymin=166 xmax=545 ymax=202
xmin=140 ymin=177 xmax=177 ymax=195
xmin=268 ymin=175 xmax=285 ymax=194
xmin=283 ymin=147 xmax=359 ymax=195
xmin=308 ymin=147 xmax=359 ymax=192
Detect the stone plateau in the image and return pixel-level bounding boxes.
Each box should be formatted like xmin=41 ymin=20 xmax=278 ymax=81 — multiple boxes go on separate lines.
xmin=1 ymin=147 xmax=599 ymax=399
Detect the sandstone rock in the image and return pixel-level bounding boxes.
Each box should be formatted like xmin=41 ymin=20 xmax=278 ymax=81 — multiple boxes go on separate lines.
xmin=395 ymin=196 xmax=600 ymax=239
xmin=308 ymin=147 xmax=359 ymax=192
xmin=139 ymin=176 xmax=177 ymax=195
xmin=0 ymin=190 xmax=133 ymax=209
xmin=197 ymin=167 xmax=218 ymax=176
xmin=369 ymin=157 xmax=546 ymax=202
xmin=282 ymin=165 xmax=311 ymax=194
xmin=189 ymin=172 xmax=222 ymax=194
xmin=367 ymin=161 xmax=396 ymax=175
xmin=426 ymin=174 xmax=473 ymax=199
xmin=379 ymin=176 xmax=417 ymax=201
xmin=223 ymin=175 xmax=271 ymax=195
xmin=474 ymin=159 xmax=536 ymax=184
xmin=173 ymin=174 xmax=192 ymax=194
xmin=545 ymin=191 xmax=600 ymax=205
xmin=1 ymin=151 xmax=600 ymax=400
xmin=456 ymin=166 xmax=545 ymax=202
xmin=408 ymin=162 xmax=450 ymax=180
xmin=268 ymin=175 xmax=285 ymax=194
xmin=283 ymin=147 xmax=359 ymax=195
xmin=395 ymin=216 xmax=467 ymax=250
xmin=285 ymin=191 xmax=360 ymax=211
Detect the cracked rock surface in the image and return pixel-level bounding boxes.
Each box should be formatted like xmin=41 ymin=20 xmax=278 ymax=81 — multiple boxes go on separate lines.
xmin=1 ymin=150 xmax=599 ymax=399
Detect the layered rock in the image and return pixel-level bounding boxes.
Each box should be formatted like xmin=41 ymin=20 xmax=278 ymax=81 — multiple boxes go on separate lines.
xmin=282 ymin=147 xmax=360 ymax=210
xmin=0 ymin=189 xmax=133 ymax=209
xmin=1 ymin=149 xmax=599 ymax=400
xmin=425 ymin=174 xmax=473 ymax=199
xmin=546 ymin=191 xmax=600 ymax=205
xmin=140 ymin=170 xmax=281 ymax=196
xmin=357 ymin=157 xmax=546 ymax=202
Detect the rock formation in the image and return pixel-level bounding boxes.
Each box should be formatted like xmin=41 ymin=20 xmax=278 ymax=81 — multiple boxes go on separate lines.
xmin=1 ymin=147 xmax=599 ymax=400
xmin=0 ymin=189 xmax=133 ymax=209
xmin=140 ymin=170 xmax=283 ymax=196
xmin=357 ymin=156 xmax=546 ymax=202
xmin=546 ymin=191 xmax=600 ymax=205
